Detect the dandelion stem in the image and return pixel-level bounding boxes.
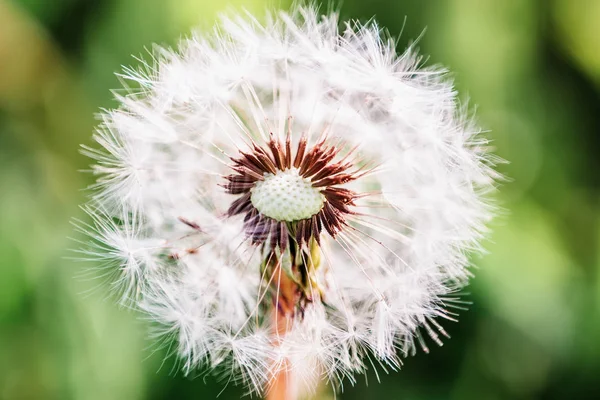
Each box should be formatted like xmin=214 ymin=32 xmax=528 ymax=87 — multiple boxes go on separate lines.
xmin=267 ymin=258 xmax=298 ymax=400
xmin=266 ymin=354 xmax=295 ymax=400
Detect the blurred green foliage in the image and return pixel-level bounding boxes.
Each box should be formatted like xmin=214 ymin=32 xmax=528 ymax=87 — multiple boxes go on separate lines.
xmin=0 ymin=0 xmax=598 ymax=399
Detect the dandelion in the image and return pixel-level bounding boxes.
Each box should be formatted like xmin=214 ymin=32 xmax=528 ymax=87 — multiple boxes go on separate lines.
xmin=79 ymin=4 xmax=497 ymax=399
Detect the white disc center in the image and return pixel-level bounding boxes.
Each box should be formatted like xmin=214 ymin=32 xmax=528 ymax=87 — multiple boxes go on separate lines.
xmin=250 ymin=168 xmax=325 ymax=222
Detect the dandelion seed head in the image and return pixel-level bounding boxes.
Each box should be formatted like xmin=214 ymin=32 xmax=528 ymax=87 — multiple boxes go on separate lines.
xmin=77 ymin=4 xmax=498 ymax=396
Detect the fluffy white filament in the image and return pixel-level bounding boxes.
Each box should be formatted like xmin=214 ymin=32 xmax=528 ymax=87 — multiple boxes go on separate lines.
xmin=79 ymin=5 xmax=497 ymax=396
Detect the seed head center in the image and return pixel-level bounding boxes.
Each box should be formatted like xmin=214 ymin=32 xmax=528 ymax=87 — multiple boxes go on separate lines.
xmin=250 ymin=168 xmax=325 ymax=222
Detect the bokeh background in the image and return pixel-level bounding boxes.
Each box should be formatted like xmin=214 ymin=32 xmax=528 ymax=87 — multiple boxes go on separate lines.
xmin=1 ymin=0 xmax=599 ymax=399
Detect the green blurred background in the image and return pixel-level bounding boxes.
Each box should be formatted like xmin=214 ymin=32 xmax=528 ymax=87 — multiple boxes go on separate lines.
xmin=1 ymin=0 xmax=599 ymax=399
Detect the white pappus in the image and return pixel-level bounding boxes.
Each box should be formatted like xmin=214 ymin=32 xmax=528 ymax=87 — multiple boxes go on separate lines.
xmin=77 ymin=4 xmax=498 ymax=398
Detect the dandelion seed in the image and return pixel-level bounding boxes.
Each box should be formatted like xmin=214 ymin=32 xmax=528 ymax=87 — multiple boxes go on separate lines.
xmin=77 ymin=4 xmax=497 ymax=398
